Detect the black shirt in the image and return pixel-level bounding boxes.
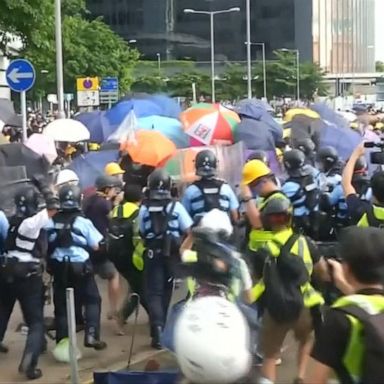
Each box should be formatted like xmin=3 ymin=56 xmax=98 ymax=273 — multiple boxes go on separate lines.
xmin=346 ymin=194 xmax=371 ymax=224
xmin=311 ymin=288 xmax=384 ymax=382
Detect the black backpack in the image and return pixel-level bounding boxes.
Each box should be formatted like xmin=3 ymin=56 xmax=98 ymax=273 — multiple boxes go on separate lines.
xmin=337 ymin=304 xmax=384 ymax=384
xmin=263 ymin=234 xmax=309 ymax=323
xmin=288 ymin=174 xmax=319 ymax=212
xmin=107 ymin=205 xmax=139 ymax=260
xmin=193 ymin=179 xmax=227 ymax=213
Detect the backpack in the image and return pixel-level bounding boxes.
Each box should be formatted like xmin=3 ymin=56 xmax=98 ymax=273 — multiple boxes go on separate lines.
xmin=337 ymin=304 xmax=384 ymax=384
xmin=107 ymin=205 xmax=139 ymax=260
xmin=263 ymin=234 xmax=309 ymax=323
xmin=288 ymin=174 xmax=319 ymax=212
xmin=192 ymin=179 xmax=228 ymax=214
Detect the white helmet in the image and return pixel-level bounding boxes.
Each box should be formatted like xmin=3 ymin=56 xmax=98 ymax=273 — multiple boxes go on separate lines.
xmin=200 ymin=209 xmax=233 ymax=237
xmin=174 ymin=296 xmax=251 ymax=384
xmin=55 ymin=169 xmax=80 ymax=188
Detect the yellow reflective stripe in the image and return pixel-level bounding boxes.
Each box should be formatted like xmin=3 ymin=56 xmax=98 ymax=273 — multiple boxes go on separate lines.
xmin=183 ymin=250 xmax=198 ymax=263
xmin=357 ymin=214 xmax=368 ymax=227
xmin=250 ymin=280 xmax=265 ymax=303
xmin=358 ymin=205 xmax=384 ymax=227
xmin=187 ymin=278 xmax=196 ymax=298
xmin=112 ymin=202 xmax=138 ymax=218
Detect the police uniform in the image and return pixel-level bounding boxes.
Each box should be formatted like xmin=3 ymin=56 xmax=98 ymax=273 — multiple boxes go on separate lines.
xmin=0 ymin=206 xmax=49 ymax=379
xmin=182 ymin=181 xmax=239 ymax=221
xmin=46 ymin=214 xmax=104 ymax=345
xmin=139 ymin=199 xmax=192 ymax=346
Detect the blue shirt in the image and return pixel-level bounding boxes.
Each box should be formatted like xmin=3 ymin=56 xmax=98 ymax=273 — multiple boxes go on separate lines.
xmin=282 ymin=180 xmax=318 ymax=217
xmin=139 ymin=201 xmax=193 ymax=240
xmin=182 ymin=182 xmax=239 ymax=220
xmin=0 ymin=211 xmax=9 ymax=244
xmin=46 ymin=216 xmax=103 ymax=262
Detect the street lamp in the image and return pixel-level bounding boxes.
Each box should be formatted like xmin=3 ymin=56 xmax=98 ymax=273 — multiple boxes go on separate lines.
xmin=184 ymin=7 xmax=241 ymax=103
xmin=245 ymin=42 xmax=267 ymax=99
xmin=281 ymin=48 xmax=300 ymax=101
xmin=156 ymin=53 xmax=161 ymax=75
xmin=128 ymin=39 xmax=137 ymax=44
xmin=245 ymin=0 xmax=252 ymax=99
xmin=54 ymin=0 xmax=65 ymax=118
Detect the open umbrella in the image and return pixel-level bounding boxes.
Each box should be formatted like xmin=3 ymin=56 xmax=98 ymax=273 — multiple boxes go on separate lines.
xmin=180 ymin=103 xmax=240 ymax=146
xmin=25 ymin=134 xmax=58 ymax=164
xmin=120 ymin=130 xmax=176 ymax=167
xmin=74 ymin=111 xmax=105 ymax=143
xmin=138 ymin=115 xmax=189 ymax=148
xmin=284 ymin=108 xmax=320 ymax=123
xmin=43 ymin=119 xmax=90 ymax=142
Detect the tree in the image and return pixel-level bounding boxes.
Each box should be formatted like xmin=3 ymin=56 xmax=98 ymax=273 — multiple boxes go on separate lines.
xmin=376 ymin=61 xmax=384 ymax=73
xmin=1 ymin=0 xmax=139 ymax=98
xmin=166 ymin=72 xmax=211 ymax=99
xmin=131 ymin=75 xmax=166 ymax=94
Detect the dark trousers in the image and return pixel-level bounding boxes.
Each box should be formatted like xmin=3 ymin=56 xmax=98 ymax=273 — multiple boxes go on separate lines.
xmin=53 ymin=272 xmax=102 ymax=343
xmin=144 ymin=251 xmax=173 ymax=329
xmin=0 ymin=275 xmax=44 ymax=369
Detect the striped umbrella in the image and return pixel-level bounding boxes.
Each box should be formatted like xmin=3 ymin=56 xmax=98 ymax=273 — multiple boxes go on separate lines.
xmin=180 ymin=103 xmax=240 ymax=146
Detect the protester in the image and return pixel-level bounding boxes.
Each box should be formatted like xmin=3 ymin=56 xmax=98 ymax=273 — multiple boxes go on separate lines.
xmin=307 ymin=226 xmax=384 ymax=384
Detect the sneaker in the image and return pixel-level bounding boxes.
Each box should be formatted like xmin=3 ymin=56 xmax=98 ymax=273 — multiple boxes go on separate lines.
xmin=253 ymin=354 xmax=282 ymax=367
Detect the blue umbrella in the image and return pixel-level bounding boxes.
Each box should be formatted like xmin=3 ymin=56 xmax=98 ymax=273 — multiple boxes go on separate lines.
xmin=69 ymin=149 xmax=119 ymax=188
xmin=105 ymin=99 xmax=162 ymax=126
xmin=138 ymin=115 xmax=189 ymax=148
xmin=150 ymin=94 xmax=181 ymax=119
xmin=74 ymin=111 xmax=105 ymax=143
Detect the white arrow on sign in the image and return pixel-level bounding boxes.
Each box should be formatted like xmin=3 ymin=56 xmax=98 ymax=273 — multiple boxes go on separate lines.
xmin=8 ymin=68 xmax=34 ymax=84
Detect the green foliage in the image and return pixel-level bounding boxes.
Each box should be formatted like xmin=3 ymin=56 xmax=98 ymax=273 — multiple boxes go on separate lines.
xmin=166 ymin=72 xmax=211 ymax=98
xmin=376 ymin=61 xmax=384 ymax=73
xmin=0 ymin=0 xmax=139 ymax=98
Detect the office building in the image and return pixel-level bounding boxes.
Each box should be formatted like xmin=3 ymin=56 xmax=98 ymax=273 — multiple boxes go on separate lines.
xmin=86 ymin=0 xmax=375 ymax=74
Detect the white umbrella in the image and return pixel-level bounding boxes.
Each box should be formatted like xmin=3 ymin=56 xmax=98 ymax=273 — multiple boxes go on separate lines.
xmin=338 ymin=111 xmax=357 ymax=123
xmin=25 ymin=133 xmax=58 ymax=164
xmin=43 ymin=119 xmax=90 ymax=142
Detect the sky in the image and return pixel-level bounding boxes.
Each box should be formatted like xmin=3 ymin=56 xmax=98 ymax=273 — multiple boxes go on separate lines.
xmin=376 ymin=0 xmax=384 ymax=61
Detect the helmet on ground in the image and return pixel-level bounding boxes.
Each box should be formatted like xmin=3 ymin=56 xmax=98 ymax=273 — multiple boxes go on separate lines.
xmin=55 ymin=170 xmax=79 ymax=188
xmin=147 ymin=169 xmax=172 ymax=200
xmin=175 ymin=296 xmax=251 ymax=384
xmin=242 ymin=160 xmax=272 ymax=185
xmin=246 ymin=150 xmax=268 ymax=165
xmin=316 ymin=146 xmax=339 ymax=170
xmin=295 ymin=139 xmax=316 ymax=157
xmin=95 ymin=175 xmax=122 ymax=191
xmin=195 ymin=150 xmax=217 ymax=178
xmin=283 ymin=149 xmax=306 ymax=176
xmin=260 ymin=197 xmax=292 ymax=230
xmin=58 ymin=185 xmax=82 ymax=211
xmin=14 ymin=186 xmax=40 ymax=217
xmin=104 ymin=162 xmax=125 ymax=176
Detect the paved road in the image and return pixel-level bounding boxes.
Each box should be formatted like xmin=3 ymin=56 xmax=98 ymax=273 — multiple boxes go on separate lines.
xmin=0 ymin=279 xmax=300 ymax=384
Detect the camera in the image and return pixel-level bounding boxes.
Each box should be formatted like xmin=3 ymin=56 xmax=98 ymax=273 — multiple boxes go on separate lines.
xmin=364 ymin=141 xmax=384 ymax=164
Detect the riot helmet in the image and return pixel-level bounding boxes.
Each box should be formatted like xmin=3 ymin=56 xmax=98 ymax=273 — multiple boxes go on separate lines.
xmin=246 ymin=150 xmax=268 ymax=165
xmin=195 ymin=150 xmax=217 ymax=178
xmin=95 ymin=175 xmax=122 ymax=192
xmin=316 ymin=146 xmax=339 ymax=172
xmin=147 ymin=169 xmax=172 ymax=200
xmin=295 ymin=139 xmax=316 ymax=160
xmin=14 ymin=186 xmax=39 ymax=217
xmin=283 ymin=149 xmax=306 ymax=177
xmin=58 ymin=185 xmax=82 ymax=211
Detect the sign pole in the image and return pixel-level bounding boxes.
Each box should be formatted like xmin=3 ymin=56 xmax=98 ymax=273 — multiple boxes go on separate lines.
xmin=20 ymin=91 xmax=27 ymax=142
xmin=55 ymin=0 xmax=65 ymax=118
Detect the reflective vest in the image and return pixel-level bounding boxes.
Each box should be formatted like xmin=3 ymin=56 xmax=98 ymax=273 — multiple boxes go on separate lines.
xmin=248 ymin=191 xmax=290 ymax=252
xmin=250 ymin=228 xmax=324 ymax=307
xmin=111 ymin=202 xmax=144 ymax=271
xmin=357 ymin=204 xmax=384 ymax=228
xmin=332 ymin=294 xmax=384 ymax=383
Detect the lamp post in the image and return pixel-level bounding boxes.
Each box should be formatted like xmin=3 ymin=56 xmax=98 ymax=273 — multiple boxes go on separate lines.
xmin=245 ymin=0 xmax=252 ymax=98
xmin=54 ymin=0 xmax=65 ymax=118
xmin=156 ymin=53 xmax=161 ymax=75
xmin=281 ymin=48 xmax=300 ymax=101
xmin=184 ymin=7 xmax=240 ymax=103
xmin=245 ymin=42 xmax=267 ymax=99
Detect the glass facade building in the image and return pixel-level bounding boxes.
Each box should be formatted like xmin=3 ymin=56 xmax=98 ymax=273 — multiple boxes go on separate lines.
xmin=86 ymin=0 xmax=375 ymax=74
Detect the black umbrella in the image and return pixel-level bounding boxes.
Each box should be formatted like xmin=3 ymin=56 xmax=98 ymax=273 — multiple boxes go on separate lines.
xmin=5 ymin=114 xmax=22 ymax=128
xmin=0 ymin=99 xmax=17 ymax=123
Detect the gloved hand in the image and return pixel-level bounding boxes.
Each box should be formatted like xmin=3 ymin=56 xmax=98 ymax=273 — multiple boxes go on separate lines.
xmin=32 ymin=175 xmax=52 ymax=197
xmin=46 ymin=194 xmax=60 ymax=210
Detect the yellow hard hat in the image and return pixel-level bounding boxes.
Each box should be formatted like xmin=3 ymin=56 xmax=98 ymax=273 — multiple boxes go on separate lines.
xmin=350 ymin=122 xmax=359 ymax=130
xmin=242 ymin=159 xmax=272 ymax=185
xmin=105 ymin=162 xmax=125 ymax=176
xmin=375 ymin=122 xmax=384 ymax=130
xmin=283 ymin=128 xmax=291 ymax=139
xmin=89 ymin=142 xmax=100 ymax=151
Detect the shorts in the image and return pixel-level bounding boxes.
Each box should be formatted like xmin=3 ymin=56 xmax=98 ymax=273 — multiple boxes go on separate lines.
xmin=93 ymin=260 xmax=117 ymax=280
xmin=260 ymin=308 xmax=313 ymax=358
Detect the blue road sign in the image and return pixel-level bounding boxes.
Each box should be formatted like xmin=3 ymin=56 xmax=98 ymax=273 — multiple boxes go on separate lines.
xmin=6 ymin=59 xmax=36 ymax=92
xmin=101 ymin=77 xmax=119 ymax=92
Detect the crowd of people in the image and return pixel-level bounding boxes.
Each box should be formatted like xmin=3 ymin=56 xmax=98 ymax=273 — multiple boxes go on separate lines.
xmin=0 ymin=116 xmax=384 ymax=384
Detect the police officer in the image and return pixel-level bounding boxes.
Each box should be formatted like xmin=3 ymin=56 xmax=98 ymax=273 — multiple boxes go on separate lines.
xmin=46 ymin=185 xmax=106 ymax=350
xmin=0 ymin=185 xmax=58 ymax=380
xmin=182 ymin=150 xmax=239 ymax=223
xmin=139 ymin=169 xmax=193 ymax=349
xmin=282 ymin=149 xmax=320 ymax=236
xmin=295 ymin=138 xmax=316 ymax=166
xmin=316 ymin=146 xmax=343 ymax=192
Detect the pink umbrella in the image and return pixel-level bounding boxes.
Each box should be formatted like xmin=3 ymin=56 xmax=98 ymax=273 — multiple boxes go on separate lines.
xmin=25 ymin=133 xmax=58 ymax=164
